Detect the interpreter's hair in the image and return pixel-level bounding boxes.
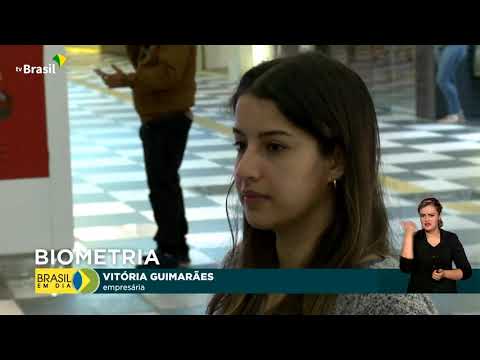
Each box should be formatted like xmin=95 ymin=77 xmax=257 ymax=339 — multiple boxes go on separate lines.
xmin=207 ymin=51 xmax=391 ymax=315
xmin=417 ymin=197 xmax=444 ymax=228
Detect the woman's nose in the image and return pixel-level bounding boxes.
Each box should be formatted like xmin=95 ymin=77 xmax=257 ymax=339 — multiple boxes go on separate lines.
xmin=234 ymin=147 xmax=261 ymax=182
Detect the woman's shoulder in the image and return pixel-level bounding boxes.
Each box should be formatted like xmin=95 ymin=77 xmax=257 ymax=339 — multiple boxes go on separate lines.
xmin=413 ymin=229 xmax=425 ymax=239
xmin=334 ymin=293 xmax=439 ymax=315
xmin=441 ymin=230 xmax=462 ymax=247
xmin=441 ymin=229 xmax=458 ymax=239
xmin=333 ymin=256 xmax=439 ymax=315
xmin=364 ymin=255 xmax=399 ymax=269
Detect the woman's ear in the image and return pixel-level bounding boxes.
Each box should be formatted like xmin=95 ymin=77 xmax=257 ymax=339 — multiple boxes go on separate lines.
xmin=329 ymin=145 xmax=345 ymax=181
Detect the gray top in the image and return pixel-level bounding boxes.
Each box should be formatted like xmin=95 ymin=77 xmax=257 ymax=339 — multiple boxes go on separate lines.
xmin=333 ymin=257 xmax=439 ymax=315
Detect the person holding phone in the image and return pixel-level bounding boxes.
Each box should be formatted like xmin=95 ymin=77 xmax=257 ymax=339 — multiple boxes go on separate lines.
xmin=94 ymin=45 xmax=197 ymax=268
xmin=400 ymin=197 xmax=472 ymax=293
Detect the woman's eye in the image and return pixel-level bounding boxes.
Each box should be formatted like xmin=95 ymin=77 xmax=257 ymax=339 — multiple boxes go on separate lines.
xmin=266 ymin=143 xmax=286 ymax=153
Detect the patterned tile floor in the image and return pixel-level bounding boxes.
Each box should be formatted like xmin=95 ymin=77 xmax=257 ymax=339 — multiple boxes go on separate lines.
xmin=1 ymin=50 xmax=479 ymax=315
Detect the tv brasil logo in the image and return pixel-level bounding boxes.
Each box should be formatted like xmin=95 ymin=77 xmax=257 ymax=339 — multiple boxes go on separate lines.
xmin=16 ymin=53 xmax=67 ymax=75
xmin=35 ymin=268 xmax=100 ymax=294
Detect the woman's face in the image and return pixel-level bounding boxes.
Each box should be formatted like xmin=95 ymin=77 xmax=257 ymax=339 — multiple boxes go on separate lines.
xmin=419 ymin=204 xmax=440 ymax=232
xmin=233 ymin=94 xmax=340 ymax=231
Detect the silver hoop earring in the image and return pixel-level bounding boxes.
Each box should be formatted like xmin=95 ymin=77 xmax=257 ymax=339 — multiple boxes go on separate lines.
xmin=333 ymin=179 xmax=337 ymax=188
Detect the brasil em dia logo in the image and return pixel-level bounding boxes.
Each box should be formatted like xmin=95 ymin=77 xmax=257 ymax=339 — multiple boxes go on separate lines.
xmin=35 ymin=268 xmax=99 ymax=294
xmin=52 ymin=54 xmax=67 ymax=67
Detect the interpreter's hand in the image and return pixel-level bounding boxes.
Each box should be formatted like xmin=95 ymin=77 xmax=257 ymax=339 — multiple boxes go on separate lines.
xmin=432 ymin=269 xmax=445 ymax=281
xmin=400 ymin=221 xmax=417 ymax=236
xmin=94 ymin=65 xmax=129 ymax=88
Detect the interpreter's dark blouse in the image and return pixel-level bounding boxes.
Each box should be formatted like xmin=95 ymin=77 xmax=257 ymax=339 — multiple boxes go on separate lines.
xmin=400 ymin=229 xmax=472 ymax=293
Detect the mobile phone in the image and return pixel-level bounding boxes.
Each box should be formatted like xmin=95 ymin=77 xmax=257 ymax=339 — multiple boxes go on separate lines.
xmin=94 ymin=69 xmax=106 ymax=78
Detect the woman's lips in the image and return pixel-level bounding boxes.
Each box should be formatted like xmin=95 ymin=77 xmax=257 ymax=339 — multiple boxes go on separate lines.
xmin=243 ymin=190 xmax=268 ymax=198
xmin=242 ymin=191 xmax=270 ymax=205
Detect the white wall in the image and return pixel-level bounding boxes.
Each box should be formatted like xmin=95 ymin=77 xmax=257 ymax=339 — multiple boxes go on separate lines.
xmin=203 ymin=45 xmax=236 ymax=70
xmin=0 ymin=45 xmax=73 ymax=255
xmin=196 ymin=45 xmax=203 ymax=71
xmin=202 ymin=45 xmax=275 ymax=81
xmin=227 ymin=45 xmax=253 ymax=81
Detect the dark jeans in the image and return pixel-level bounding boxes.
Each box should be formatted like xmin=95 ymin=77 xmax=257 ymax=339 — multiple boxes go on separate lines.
xmin=139 ymin=112 xmax=192 ymax=258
